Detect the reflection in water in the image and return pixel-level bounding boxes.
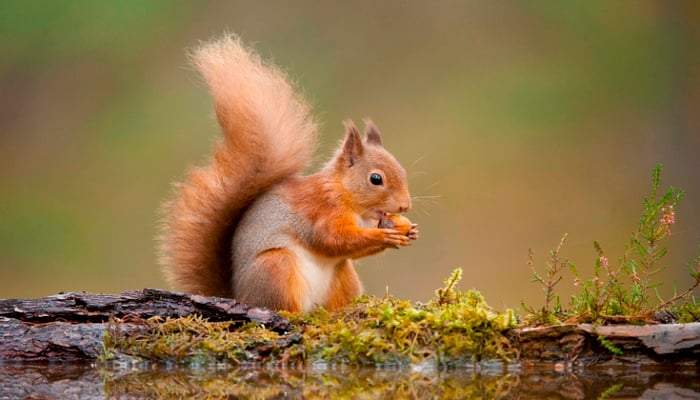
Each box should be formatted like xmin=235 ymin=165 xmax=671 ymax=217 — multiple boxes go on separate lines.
xmin=1 ymin=363 xmax=698 ymax=399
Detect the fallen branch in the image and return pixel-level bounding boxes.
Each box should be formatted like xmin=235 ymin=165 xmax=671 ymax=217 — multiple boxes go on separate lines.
xmin=0 ymin=289 xmax=290 ymax=362
xmin=1 ymin=290 xmax=698 ymax=366
xmin=514 ymin=322 xmax=700 ymax=367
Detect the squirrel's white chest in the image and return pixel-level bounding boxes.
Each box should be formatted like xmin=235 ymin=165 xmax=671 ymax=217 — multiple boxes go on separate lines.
xmin=290 ymin=244 xmax=342 ymax=312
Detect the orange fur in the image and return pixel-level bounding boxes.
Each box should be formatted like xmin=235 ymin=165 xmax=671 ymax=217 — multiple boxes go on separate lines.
xmin=158 ymin=35 xmax=318 ymax=297
xmin=158 ymin=34 xmax=417 ymax=312
xmin=237 ymin=249 xmax=305 ymax=312
xmin=324 ymin=260 xmax=362 ymax=311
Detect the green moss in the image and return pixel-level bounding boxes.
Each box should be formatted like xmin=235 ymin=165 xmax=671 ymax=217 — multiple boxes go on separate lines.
xmin=105 ymin=269 xmax=516 ymax=367
xmin=294 ymin=289 xmax=515 ymax=366
xmin=105 ymin=315 xmax=292 ymax=365
xmin=675 ymin=300 xmax=700 ymax=323
xmin=596 ymin=335 xmax=623 ymax=356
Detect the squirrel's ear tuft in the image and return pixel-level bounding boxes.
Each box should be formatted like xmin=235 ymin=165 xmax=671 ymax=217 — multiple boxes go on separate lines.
xmin=364 ymin=119 xmax=383 ymax=147
xmin=342 ymin=120 xmax=364 ymax=167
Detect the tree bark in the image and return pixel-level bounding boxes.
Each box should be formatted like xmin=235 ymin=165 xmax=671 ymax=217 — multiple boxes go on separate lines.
xmin=1 ymin=289 xmax=698 ymax=366
xmin=513 ymin=322 xmax=700 ymax=367
xmin=0 ymin=289 xmax=290 ymax=362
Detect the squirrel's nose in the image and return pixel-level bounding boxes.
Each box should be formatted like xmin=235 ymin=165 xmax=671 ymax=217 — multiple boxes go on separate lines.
xmin=398 ymin=197 xmax=412 ymax=213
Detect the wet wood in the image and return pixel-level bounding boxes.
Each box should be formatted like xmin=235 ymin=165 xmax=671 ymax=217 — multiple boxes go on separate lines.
xmin=0 ymin=288 xmax=290 ymax=328
xmin=514 ymin=322 xmax=700 ymax=367
xmin=0 ymin=289 xmax=290 ymax=361
xmin=1 ymin=289 xmax=698 ymax=366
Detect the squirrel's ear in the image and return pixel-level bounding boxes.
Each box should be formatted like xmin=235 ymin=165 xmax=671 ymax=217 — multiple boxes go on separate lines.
xmin=364 ymin=119 xmax=383 ymax=147
xmin=342 ymin=120 xmax=364 ymax=167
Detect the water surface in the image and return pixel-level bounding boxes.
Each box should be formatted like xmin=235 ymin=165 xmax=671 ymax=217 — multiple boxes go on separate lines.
xmin=1 ymin=363 xmax=698 ymax=399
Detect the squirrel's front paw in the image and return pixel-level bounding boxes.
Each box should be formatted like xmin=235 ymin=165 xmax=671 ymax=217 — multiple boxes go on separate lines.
xmin=378 ymin=228 xmax=411 ymax=248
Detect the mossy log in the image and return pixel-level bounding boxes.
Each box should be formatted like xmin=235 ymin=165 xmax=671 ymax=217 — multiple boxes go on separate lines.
xmin=1 ymin=289 xmax=698 ymax=366
xmin=514 ymin=323 xmax=700 ymax=367
xmin=0 ymin=289 xmax=289 ymax=361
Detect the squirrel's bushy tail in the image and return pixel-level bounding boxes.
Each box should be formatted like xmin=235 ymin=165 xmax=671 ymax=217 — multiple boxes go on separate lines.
xmin=159 ymin=35 xmax=318 ymax=297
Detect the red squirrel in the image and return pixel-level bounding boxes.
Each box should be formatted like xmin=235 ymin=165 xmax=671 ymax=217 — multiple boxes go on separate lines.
xmin=158 ymin=35 xmax=419 ymax=312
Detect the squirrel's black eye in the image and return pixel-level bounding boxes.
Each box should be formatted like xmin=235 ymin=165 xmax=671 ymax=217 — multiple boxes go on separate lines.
xmin=369 ymin=173 xmax=383 ymax=186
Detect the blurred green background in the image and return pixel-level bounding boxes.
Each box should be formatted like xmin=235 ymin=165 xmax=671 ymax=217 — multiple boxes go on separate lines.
xmin=1 ymin=1 xmax=698 ymax=310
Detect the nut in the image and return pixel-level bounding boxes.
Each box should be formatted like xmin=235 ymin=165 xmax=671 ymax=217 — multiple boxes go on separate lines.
xmin=378 ymin=213 xmax=412 ymax=235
